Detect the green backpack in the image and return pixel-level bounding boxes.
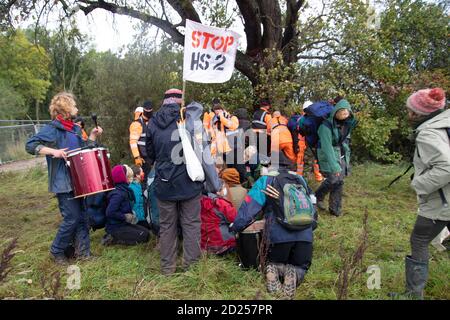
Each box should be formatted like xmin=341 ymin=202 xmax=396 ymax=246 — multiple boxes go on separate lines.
xmin=267 ymin=170 xmax=316 ymax=231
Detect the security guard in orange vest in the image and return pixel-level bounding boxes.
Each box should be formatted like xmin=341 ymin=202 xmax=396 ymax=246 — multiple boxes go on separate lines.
xmin=267 ymin=111 xmax=296 ymax=163
xmin=251 ymin=98 xmax=272 ymax=158
xmin=129 ymin=100 xmax=153 ymax=178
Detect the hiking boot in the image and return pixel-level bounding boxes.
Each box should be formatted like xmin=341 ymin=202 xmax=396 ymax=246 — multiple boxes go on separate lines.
xmin=316 ymin=200 xmax=326 ymax=211
xmin=51 ymin=254 xmax=69 ymax=266
xmin=101 ymin=234 xmax=114 ymax=246
xmin=282 ymin=264 xmax=297 ymax=299
xmin=265 ymin=263 xmax=282 ymax=294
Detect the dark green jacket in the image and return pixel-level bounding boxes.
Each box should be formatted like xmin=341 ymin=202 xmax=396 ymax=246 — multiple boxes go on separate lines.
xmin=317 ymin=100 xmax=357 ymax=174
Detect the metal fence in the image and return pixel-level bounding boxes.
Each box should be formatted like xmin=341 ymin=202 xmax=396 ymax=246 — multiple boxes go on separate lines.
xmin=0 ymin=120 xmax=51 ymax=164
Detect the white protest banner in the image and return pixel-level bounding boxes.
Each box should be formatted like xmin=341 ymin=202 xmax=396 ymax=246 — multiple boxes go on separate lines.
xmin=183 ymin=19 xmax=241 ymax=83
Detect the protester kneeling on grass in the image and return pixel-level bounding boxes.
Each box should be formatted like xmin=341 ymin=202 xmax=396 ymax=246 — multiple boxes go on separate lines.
xmin=391 ymin=87 xmax=450 ymax=300
xmin=230 ymin=152 xmax=316 ymax=299
xmin=25 ymin=92 xmax=103 ymax=265
xmin=102 ymin=165 xmax=150 ymax=246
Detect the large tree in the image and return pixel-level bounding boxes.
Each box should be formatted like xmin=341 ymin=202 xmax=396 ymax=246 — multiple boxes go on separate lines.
xmin=2 ymin=0 xmax=353 ymax=87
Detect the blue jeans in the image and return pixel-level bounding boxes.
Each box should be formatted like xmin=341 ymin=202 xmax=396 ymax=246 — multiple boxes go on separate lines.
xmin=50 ymin=192 xmax=90 ymax=257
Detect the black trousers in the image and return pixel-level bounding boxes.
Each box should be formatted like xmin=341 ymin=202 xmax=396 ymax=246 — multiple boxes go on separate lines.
xmin=110 ymin=224 xmax=150 ymax=245
xmin=268 ymin=241 xmax=313 ymax=271
xmin=410 ymin=215 xmax=448 ymax=262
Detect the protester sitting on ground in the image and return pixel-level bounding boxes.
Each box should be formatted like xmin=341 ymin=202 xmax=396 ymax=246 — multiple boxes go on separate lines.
xmin=219 ymin=168 xmax=248 ymax=210
xmin=200 ymin=183 xmax=237 ymax=255
xmin=146 ymin=88 xmax=203 ymax=275
xmin=267 ymin=111 xmax=296 ymax=163
xmin=130 ymin=165 xmax=150 ymax=229
xmin=315 ymin=99 xmax=357 ymax=217
xmin=391 ymin=87 xmax=449 ymax=300
xmin=25 ymin=92 xmax=103 ymax=264
xmin=102 ymin=164 xmax=150 ymax=246
xmin=231 ymin=152 xmax=315 ymax=299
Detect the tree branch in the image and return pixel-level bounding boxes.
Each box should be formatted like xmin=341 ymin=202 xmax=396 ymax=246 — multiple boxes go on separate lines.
xmin=166 ymin=0 xmax=201 ymax=23
xmin=298 ymin=47 xmax=351 ymax=60
xmin=256 ymin=0 xmax=282 ymax=50
xmin=236 ymin=0 xmax=262 ymax=57
xmin=282 ymin=0 xmax=305 ymax=63
xmin=77 ymin=0 xmax=184 ymax=45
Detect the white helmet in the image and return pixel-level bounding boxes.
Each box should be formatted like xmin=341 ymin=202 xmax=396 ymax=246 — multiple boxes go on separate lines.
xmin=303 ymin=100 xmax=313 ymax=110
xmin=134 ymin=107 xmax=144 ymax=113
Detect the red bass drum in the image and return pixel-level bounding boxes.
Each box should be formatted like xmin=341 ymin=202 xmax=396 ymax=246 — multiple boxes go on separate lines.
xmin=66 ymin=147 xmax=115 ymax=198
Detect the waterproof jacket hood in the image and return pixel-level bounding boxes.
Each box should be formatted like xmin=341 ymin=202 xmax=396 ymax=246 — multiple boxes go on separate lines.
xmin=152 ymin=103 xmax=181 ymax=130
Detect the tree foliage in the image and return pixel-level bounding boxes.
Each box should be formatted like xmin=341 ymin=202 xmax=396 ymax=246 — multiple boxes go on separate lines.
xmin=0 ymin=30 xmax=51 ymax=104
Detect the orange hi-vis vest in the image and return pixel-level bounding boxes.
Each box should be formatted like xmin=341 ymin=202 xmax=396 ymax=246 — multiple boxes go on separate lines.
xmin=210 ymin=113 xmax=239 ymax=156
xmin=267 ymin=115 xmax=293 ymax=145
xmin=129 ymin=116 xmax=148 ymax=159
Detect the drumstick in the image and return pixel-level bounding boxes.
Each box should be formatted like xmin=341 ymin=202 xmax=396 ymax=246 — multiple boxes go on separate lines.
xmin=91 ymin=113 xmax=98 ymax=129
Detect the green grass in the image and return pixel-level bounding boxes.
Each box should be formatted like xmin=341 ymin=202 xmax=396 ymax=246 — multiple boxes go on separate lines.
xmin=0 ymin=163 xmax=448 ymax=300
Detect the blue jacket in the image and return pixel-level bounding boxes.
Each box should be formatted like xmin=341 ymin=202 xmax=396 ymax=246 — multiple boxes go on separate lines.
xmin=105 ymin=183 xmax=135 ymax=233
xmin=25 ymin=120 xmax=91 ymax=194
xmin=146 ymin=103 xmax=203 ymax=201
xmin=231 ymin=170 xmax=313 ymax=244
xmin=129 ymin=181 xmax=145 ymax=222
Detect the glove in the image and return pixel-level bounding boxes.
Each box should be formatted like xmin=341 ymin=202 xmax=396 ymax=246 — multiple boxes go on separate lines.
xmin=134 ymin=156 xmax=144 ymax=166
xmin=124 ymin=213 xmax=138 ymax=224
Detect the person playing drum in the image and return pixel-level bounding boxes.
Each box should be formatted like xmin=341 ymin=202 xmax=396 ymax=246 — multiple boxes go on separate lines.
xmin=26 ymin=92 xmax=103 ymax=264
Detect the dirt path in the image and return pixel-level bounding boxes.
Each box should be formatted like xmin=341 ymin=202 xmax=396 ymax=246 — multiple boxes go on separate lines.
xmin=0 ymin=157 xmax=46 ymax=173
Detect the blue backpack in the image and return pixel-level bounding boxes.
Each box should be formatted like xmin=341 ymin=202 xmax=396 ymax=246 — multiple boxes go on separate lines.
xmin=298 ymin=101 xmax=334 ymax=147
xmin=287 ymin=114 xmax=302 ymax=132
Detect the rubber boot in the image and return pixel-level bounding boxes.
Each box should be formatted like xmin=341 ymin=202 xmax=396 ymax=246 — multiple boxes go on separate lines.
xmin=389 ymin=255 xmax=428 ymax=300
xmin=404 ymin=255 xmax=428 ymax=300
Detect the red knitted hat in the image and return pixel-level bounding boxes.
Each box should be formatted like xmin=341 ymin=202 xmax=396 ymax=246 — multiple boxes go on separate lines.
xmin=406 ymin=88 xmax=446 ymax=115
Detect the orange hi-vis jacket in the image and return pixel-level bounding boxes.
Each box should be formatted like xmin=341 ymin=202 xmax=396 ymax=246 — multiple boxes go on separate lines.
xmin=210 ymin=113 xmax=239 ymax=156
xmin=267 ymin=115 xmax=296 ymax=163
xmin=129 ymin=112 xmax=148 ymax=160
xmin=203 ymin=111 xmax=215 ymax=139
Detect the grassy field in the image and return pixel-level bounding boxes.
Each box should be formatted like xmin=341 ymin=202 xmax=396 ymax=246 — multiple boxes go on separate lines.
xmin=0 ymin=163 xmax=448 ymax=300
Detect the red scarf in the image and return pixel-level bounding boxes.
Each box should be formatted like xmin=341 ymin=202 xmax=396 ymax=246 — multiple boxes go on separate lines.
xmin=56 ymin=115 xmax=75 ymax=131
